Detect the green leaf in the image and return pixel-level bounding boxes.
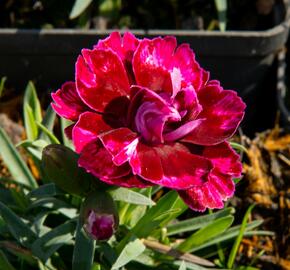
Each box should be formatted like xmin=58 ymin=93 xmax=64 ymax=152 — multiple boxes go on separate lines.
xmin=36 ymin=122 xmax=60 ymax=144
xmin=0 ymin=250 xmax=16 ymax=270
xmin=0 ymin=201 xmax=37 ymax=247
xmin=230 ymin=142 xmax=248 ymax=154
xmin=32 ymin=219 xmax=76 ymax=262
xmin=23 ymin=81 xmax=42 ymax=140
xmin=189 ymin=220 xmax=264 ymax=253
xmin=214 ymin=0 xmax=227 ymax=31
xmin=132 ymin=191 xmax=187 ymax=238
xmin=0 ymin=76 xmax=7 ymax=97
xmin=60 ymin=118 xmax=74 ymax=149
xmin=227 ymin=205 xmax=255 ymax=269
xmin=177 ymin=216 xmax=234 ymax=253
xmin=28 ymin=183 xmax=64 ymax=198
xmin=39 ymin=105 xmax=56 ymax=141
xmin=28 ymin=197 xmax=77 ymax=218
xmin=0 ymin=127 xmax=37 ymax=188
xmin=72 ymin=217 xmax=95 ymax=270
xmin=110 ymin=188 xmax=155 ymax=206
xmin=167 ymin=208 xmax=234 ymax=236
xmin=173 ymin=261 xmax=219 ymax=270
xmin=112 ymin=235 xmax=145 ymax=269
xmin=70 ymin=0 xmax=93 ymax=19
xmin=235 ymin=267 xmax=260 ymax=270
xmin=178 ymin=261 xmax=187 ymax=270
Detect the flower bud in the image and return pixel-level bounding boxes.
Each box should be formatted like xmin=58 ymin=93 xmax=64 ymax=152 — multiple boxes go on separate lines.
xmin=81 ymin=191 xmax=118 ymax=241
xmin=42 ymin=144 xmax=93 ymax=196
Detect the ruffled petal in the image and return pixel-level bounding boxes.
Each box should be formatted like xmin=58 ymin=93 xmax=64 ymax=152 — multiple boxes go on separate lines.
xmin=95 ymin=32 xmax=139 ymax=63
xmin=173 ymin=44 xmax=207 ymax=91
xmin=98 ymin=128 xmax=139 ymax=166
xmin=182 ymin=82 xmax=246 ymax=145
xmin=99 ymin=174 xmax=153 ymax=188
xmin=174 ymin=85 xmax=202 ymax=120
xmin=78 ymin=140 xmax=151 ymax=188
xmin=76 ymin=49 xmax=130 ymax=113
xmin=95 ymin=32 xmax=139 ymax=84
xmin=202 ymin=142 xmax=242 ymax=178
xmin=178 ymin=169 xmax=235 ymax=211
xmin=51 ymin=81 xmax=87 ymax=121
xmin=133 ymin=37 xmax=177 ymax=94
xmin=129 ymin=142 xmax=212 ymax=189
xmin=79 ymin=140 xmax=131 ymax=180
xmin=72 ymin=112 xmax=112 ymax=153
xmin=128 ymin=86 xmax=180 ymax=143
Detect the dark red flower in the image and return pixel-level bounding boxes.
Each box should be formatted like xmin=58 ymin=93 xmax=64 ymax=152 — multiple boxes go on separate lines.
xmin=52 ymin=32 xmax=246 ymax=211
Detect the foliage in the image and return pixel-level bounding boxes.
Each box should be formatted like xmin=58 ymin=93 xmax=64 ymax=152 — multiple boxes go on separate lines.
xmin=0 ymin=82 xmax=273 ymax=269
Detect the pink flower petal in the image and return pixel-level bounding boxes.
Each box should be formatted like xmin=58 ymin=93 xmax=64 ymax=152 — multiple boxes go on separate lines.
xmin=72 ymin=112 xmax=112 ymax=153
xmin=79 ymin=140 xmax=131 ymax=180
xmin=100 ymin=174 xmax=153 ymax=188
xmin=128 ymin=86 xmax=180 ymax=143
xmin=129 ymin=142 xmax=212 ymax=189
xmin=95 ymin=32 xmax=140 ymax=85
xmin=163 ymin=119 xmax=204 ymax=142
xmin=78 ymin=140 xmax=151 ymax=188
xmin=178 ymin=169 xmax=235 ymax=211
xmin=173 ymin=44 xmax=207 ymax=91
xmin=182 ymin=82 xmax=246 ymax=145
xmin=202 ymin=142 xmax=242 ymax=178
xmin=174 ymin=85 xmax=202 ymax=120
xmin=95 ymin=32 xmax=139 ymax=63
xmin=98 ymin=128 xmax=139 ymax=166
xmin=76 ymin=49 xmax=130 ymax=113
xmin=132 ymin=37 xmax=177 ymax=94
xmin=209 ymin=169 xmax=235 ymax=199
xmin=51 ymin=81 xmax=87 ymax=121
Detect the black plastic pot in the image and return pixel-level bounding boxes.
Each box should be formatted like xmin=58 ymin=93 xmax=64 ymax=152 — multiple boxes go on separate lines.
xmin=277 ymin=48 xmax=290 ymax=130
xmin=0 ymin=21 xmax=289 ymax=133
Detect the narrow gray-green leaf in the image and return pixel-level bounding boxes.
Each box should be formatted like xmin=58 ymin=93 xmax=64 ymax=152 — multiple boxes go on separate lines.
xmin=70 ymin=0 xmax=93 ymax=19
xmin=178 ymin=261 xmax=187 ymax=270
xmin=132 ymin=191 xmax=187 ymax=238
xmin=0 ymin=250 xmax=16 ymax=270
xmin=112 ymin=235 xmax=145 ymax=269
xmin=28 ymin=183 xmax=64 ymax=198
xmin=32 ymin=219 xmax=76 ymax=262
xmin=189 ymin=220 xmax=263 ymax=253
xmin=227 ymin=204 xmax=255 ymax=269
xmin=167 ymin=208 xmax=234 ymax=236
xmin=72 ymin=218 xmax=95 ymax=270
xmin=23 ymin=81 xmax=42 ymax=140
xmin=177 ymin=216 xmax=234 ymax=253
xmin=0 ymin=127 xmax=37 ymax=188
xmin=39 ymin=105 xmax=56 ymax=141
xmin=110 ymin=188 xmax=155 ymax=206
xmin=24 ymin=104 xmax=38 ymax=140
xmin=0 ymin=201 xmax=37 ymax=247
xmin=28 ymin=197 xmax=77 ymax=218
xmin=36 ymin=122 xmax=60 ymax=144
xmin=173 ymin=261 xmax=222 ymax=270
xmin=60 ymin=118 xmax=74 ymax=149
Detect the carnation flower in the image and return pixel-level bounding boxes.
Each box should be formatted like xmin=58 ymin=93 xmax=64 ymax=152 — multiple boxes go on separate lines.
xmin=52 ymin=32 xmax=246 ymax=211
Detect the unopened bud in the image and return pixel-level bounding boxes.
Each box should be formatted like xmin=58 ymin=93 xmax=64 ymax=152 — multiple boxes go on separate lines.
xmin=81 ymin=191 xmax=118 ymax=241
xmin=42 ymin=144 xmax=93 ymax=196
